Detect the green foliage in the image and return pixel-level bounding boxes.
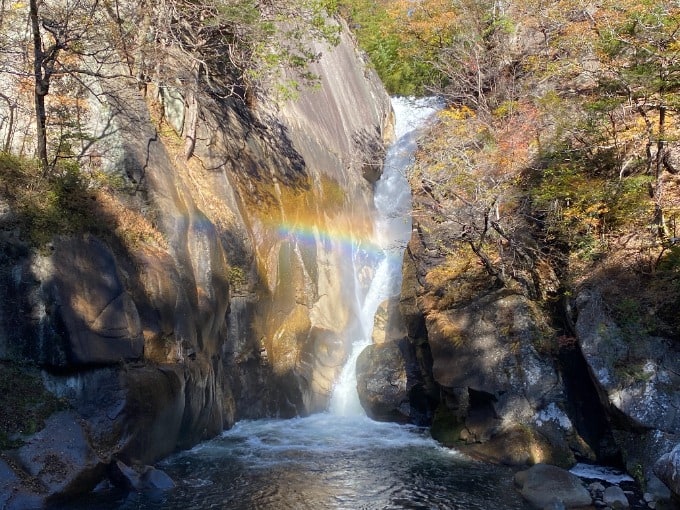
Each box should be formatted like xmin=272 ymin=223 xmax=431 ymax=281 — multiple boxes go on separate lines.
xmin=155 ymin=0 xmax=342 ymax=100
xmin=0 ymin=155 xmax=90 ymax=248
xmin=531 ymin=147 xmax=653 ymax=253
xmin=657 ymin=245 xmax=680 ymax=272
xmin=337 ymin=0 xmax=444 ymax=95
xmin=596 ymin=3 xmax=680 ymax=100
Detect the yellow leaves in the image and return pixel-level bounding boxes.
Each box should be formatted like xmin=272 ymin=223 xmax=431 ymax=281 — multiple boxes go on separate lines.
xmin=439 ymin=105 xmax=475 ymax=122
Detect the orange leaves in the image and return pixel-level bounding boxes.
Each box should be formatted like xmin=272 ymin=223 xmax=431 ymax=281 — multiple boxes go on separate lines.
xmin=386 ymin=0 xmax=458 ymax=53
xmin=492 ymin=102 xmax=539 ymax=174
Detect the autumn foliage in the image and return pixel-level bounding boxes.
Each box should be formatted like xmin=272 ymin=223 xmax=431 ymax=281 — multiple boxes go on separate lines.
xmin=341 ymin=0 xmax=680 ymax=329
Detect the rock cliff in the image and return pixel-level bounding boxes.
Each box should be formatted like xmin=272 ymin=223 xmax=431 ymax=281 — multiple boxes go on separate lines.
xmin=0 ymin=16 xmax=391 ymax=506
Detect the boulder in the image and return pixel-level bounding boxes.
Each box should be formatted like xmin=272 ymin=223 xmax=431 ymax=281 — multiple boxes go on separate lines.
xmin=356 ymin=298 xmax=437 ymax=426
xmin=15 ymin=411 xmax=105 ymax=499
xmin=110 ymin=460 xmax=174 ymax=491
xmin=603 ymin=485 xmax=630 ymax=509
xmin=423 ymin=289 xmax=580 ymax=464
xmin=109 ymin=459 xmax=142 ymax=490
xmin=654 ymin=443 xmax=680 ymax=498
xmin=514 ymin=463 xmax=592 ymax=509
xmin=140 ymin=466 xmax=175 ymax=490
xmin=356 ymin=338 xmax=410 ymax=423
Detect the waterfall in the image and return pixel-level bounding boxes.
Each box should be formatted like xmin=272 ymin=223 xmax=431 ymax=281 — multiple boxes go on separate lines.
xmin=329 ymin=97 xmax=443 ymax=416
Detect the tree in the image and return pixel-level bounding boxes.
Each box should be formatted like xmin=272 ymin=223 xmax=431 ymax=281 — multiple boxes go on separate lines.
xmin=5 ymin=0 xmax=341 ymax=170
xmin=24 ymin=0 xmax=133 ymax=171
xmin=593 ymin=1 xmax=680 ymax=238
xmin=409 ymin=102 xmax=548 ymax=296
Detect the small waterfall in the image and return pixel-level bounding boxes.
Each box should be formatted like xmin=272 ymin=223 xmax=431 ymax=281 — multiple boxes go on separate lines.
xmin=329 ymin=97 xmax=443 ymax=416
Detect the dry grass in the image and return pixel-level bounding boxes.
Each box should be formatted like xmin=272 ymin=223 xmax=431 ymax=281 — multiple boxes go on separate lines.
xmin=0 ymin=362 xmax=65 ymax=449
xmin=0 ymin=153 xmax=166 ymax=254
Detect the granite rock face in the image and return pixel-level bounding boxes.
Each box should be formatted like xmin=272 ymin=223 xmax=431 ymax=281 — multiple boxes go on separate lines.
xmin=574 ymin=289 xmax=680 ymax=497
xmin=654 ymin=443 xmax=680 ymax=499
xmin=0 ymin=15 xmax=391 ymax=505
xmin=392 ymin=221 xmax=587 ymax=466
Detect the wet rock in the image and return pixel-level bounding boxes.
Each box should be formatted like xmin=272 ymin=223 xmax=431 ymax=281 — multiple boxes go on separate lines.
xmin=140 ymin=466 xmax=175 ymax=490
xmin=110 ymin=460 xmax=174 ymax=491
xmin=110 ymin=459 xmax=142 ymax=490
xmin=356 ymin=292 xmax=437 ymax=426
xmin=356 ymin=338 xmax=412 ymax=424
xmin=590 ymin=481 xmax=606 ymax=495
xmin=515 ymin=463 xmax=592 ymax=509
xmin=0 ymin=458 xmax=19 ymax=507
xmin=603 ymin=485 xmax=630 ymax=509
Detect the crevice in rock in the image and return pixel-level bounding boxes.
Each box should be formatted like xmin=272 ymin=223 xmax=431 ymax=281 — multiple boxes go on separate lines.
xmin=556 ymin=296 xmax=623 ymax=466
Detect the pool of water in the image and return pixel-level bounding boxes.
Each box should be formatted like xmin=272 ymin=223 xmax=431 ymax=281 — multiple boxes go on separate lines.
xmin=56 ymin=414 xmax=534 ymax=510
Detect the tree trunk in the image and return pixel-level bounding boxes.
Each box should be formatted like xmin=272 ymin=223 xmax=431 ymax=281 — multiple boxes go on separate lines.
xmin=29 ymin=0 xmax=49 ymax=171
xmin=0 ymin=93 xmax=15 ymax=152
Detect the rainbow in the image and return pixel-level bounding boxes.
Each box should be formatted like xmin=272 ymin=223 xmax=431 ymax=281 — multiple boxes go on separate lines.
xmin=272 ymin=217 xmax=383 ymax=258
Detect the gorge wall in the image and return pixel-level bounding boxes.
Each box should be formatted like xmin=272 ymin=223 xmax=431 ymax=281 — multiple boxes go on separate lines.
xmin=0 ymin=17 xmax=391 ymax=506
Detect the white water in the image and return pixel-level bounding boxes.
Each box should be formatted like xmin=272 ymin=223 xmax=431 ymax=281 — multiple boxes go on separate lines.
xmin=329 ymin=97 xmax=443 ymax=416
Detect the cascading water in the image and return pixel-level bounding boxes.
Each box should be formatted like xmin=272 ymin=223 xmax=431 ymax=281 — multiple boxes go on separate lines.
xmin=330 ymin=97 xmax=443 ymax=416
xmin=59 ymin=99 xmax=537 ymax=509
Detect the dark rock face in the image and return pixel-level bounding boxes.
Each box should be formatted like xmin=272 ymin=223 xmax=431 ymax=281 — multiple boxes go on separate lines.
xmin=38 ymin=236 xmax=144 ymax=367
xmin=575 ymin=289 xmax=680 ymax=497
xmin=357 ymin=338 xmax=419 ymax=424
xmin=394 ymin=212 xmax=590 ymax=466
xmin=654 ymin=443 xmax=680 ymax=499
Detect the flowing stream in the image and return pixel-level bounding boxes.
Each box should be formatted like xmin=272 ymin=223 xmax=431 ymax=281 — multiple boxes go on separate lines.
xmin=330 ymin=97 xmax=441 ymax=416
xmin=55 ymin=99 xmax=536 ymax=509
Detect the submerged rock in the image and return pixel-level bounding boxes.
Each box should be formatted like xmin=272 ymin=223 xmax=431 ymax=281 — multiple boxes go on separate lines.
xmin=110 ymin=460 xmax=174 ymax=491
